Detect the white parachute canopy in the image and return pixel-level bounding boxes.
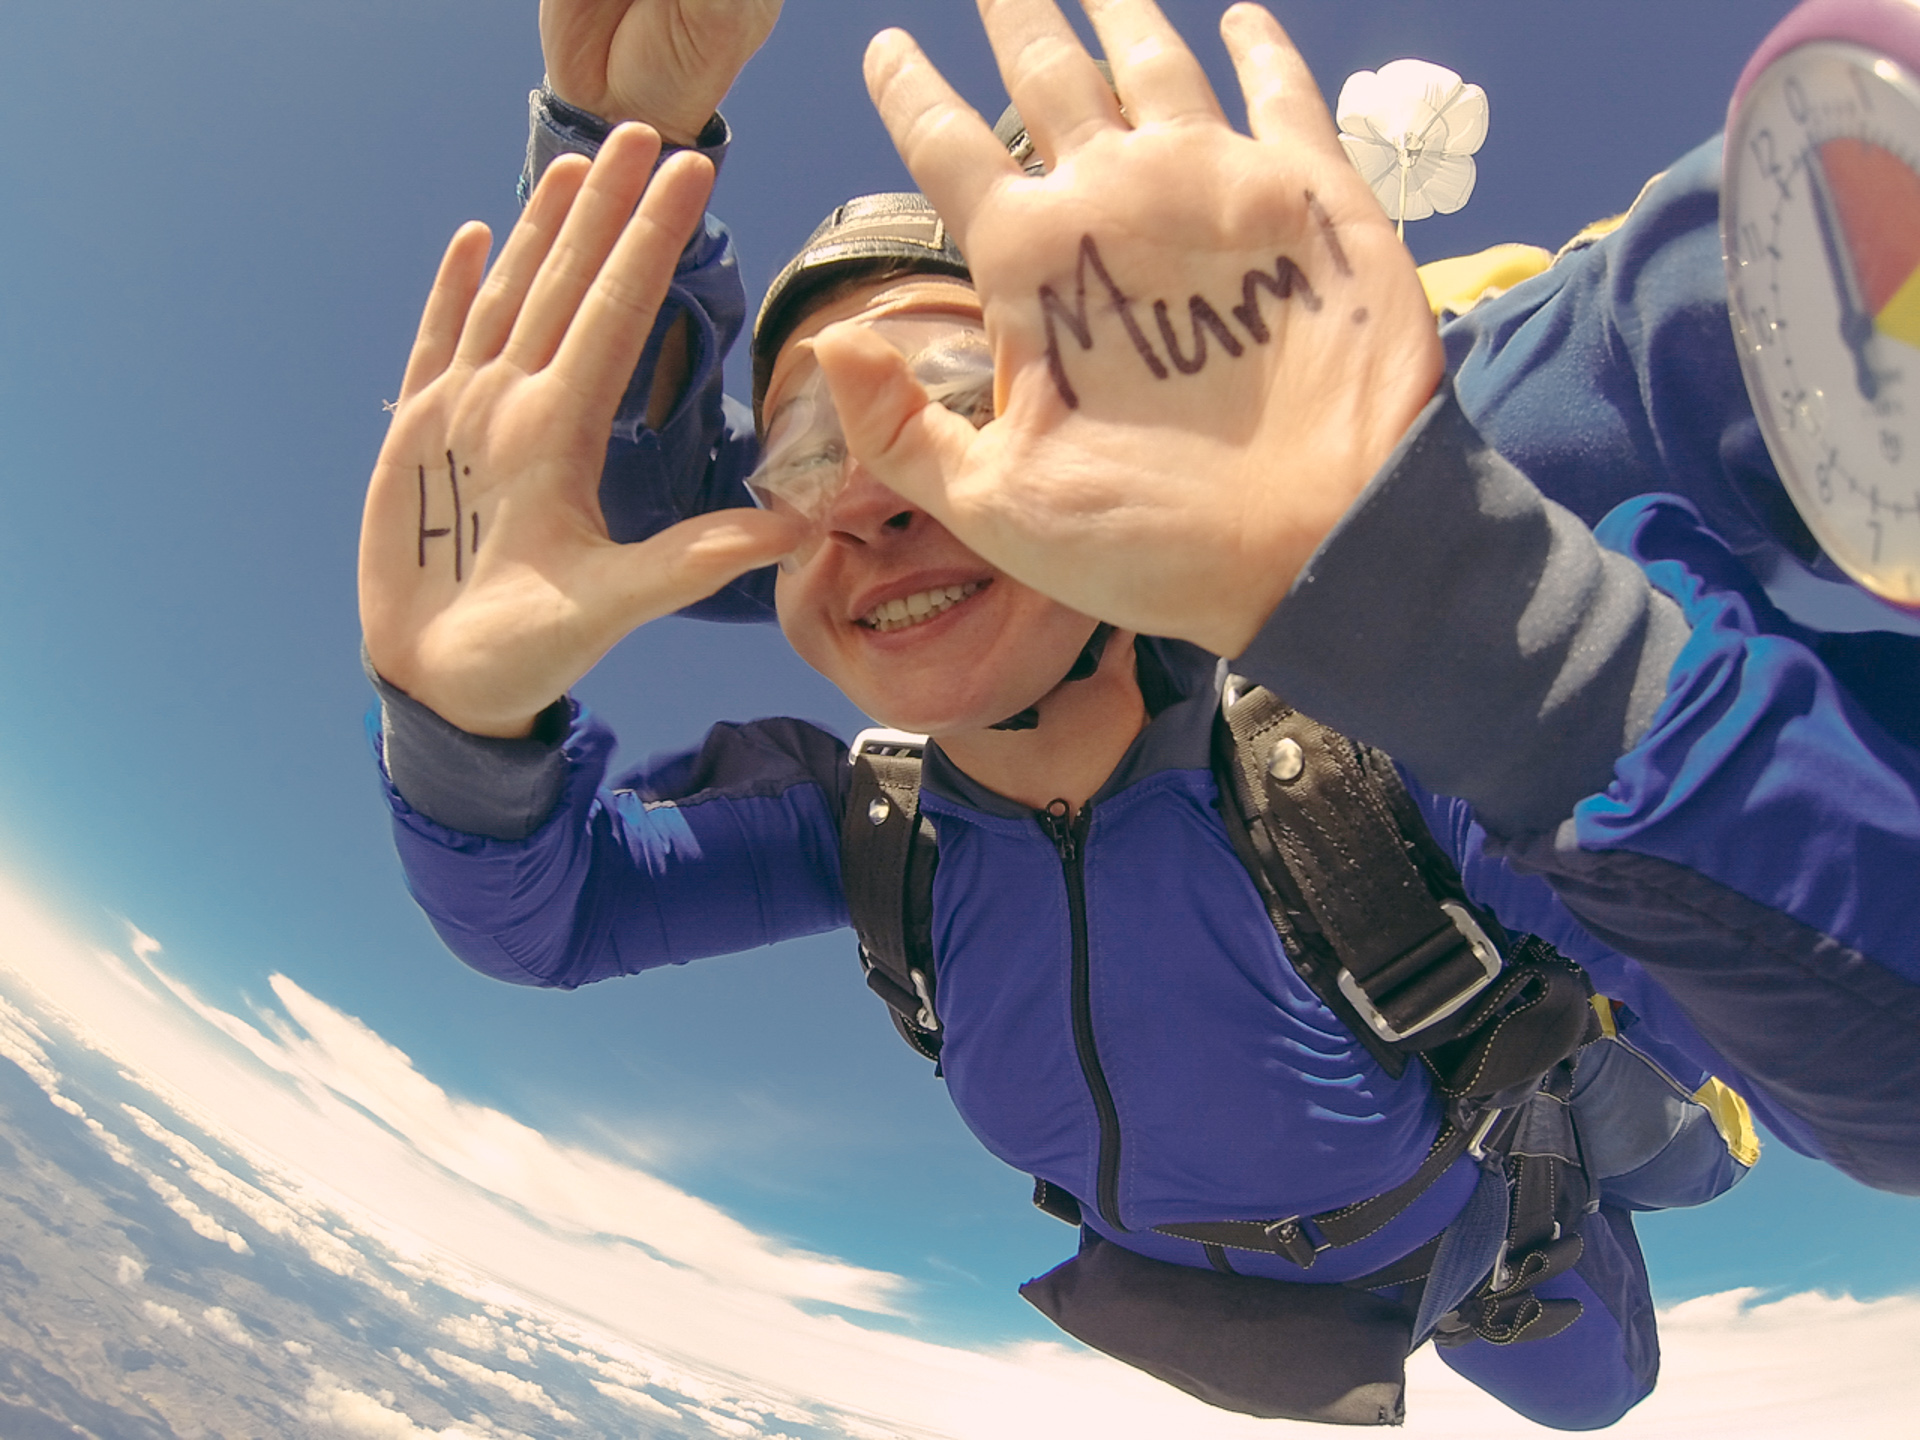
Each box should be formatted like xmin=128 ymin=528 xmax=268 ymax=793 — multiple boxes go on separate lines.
xmin=1336 ymin=59 xmax=1489 ymax=237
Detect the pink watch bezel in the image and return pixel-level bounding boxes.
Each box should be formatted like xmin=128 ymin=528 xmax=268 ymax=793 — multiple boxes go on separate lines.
xmin=1731 ymin=0 xmax=1920 ymax=118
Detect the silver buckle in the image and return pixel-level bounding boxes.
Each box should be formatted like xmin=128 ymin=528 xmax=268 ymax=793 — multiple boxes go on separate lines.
xmin=910 ymin=969 xmax=940 ymax=1032
xmin=1336 ymin=900 xmax=1503 ymax=1043
xmin=849 ymin=726 xmax=928 ymax=762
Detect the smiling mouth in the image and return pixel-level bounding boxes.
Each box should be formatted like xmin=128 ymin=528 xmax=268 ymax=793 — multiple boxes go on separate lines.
xmin=858 ymin=581 xmax=985 ymax=632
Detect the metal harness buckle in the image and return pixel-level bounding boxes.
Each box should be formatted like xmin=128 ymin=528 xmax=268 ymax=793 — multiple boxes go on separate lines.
xmin=849 ymin=726 xmax=929 ymax=762
xmin=1336 ymin=900 xmax=1503 ymax=1044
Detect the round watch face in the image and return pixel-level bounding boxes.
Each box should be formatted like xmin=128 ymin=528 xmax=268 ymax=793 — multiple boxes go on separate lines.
xmin=1725 ymin=39 xmax=1920 ymax=606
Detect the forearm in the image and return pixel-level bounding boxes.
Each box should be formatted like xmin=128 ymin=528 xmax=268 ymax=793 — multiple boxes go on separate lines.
xmin=1235 ymin=380 xmax=1688 ymax=838
xmin=1234 ymin=396 xmax=1920 ymax=1188
xmin=371 ymin=677 xmax=851 ymax=987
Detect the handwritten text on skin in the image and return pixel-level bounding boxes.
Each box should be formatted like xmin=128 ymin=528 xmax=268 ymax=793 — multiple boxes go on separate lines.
xmin=1039 ymin=192 xmax=1358 ymax=410
xmin=418 ymin=451 xmax=480 ymax=580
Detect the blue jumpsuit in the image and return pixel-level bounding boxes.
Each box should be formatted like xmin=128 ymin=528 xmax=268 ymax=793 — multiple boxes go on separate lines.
xmin=372 ymin=111 xmax=1919 ymax=1429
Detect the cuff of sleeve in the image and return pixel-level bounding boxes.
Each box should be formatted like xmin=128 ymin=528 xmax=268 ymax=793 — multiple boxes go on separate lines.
xmin=364 ymin=649 xmax=572 ymax=841
xmin=519 ymin=85 xmax=730 ymax=203
xmin=1232 ymin=379 xmax=1689 ymax=838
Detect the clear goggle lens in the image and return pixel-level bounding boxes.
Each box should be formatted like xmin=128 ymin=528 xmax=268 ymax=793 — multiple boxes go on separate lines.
xmin=748 ymin=319 xmax=994 ymax=561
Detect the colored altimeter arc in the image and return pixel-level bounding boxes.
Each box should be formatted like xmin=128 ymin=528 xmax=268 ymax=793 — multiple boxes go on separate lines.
xmin=1819 ymin=136 xmax=1920 ymax=352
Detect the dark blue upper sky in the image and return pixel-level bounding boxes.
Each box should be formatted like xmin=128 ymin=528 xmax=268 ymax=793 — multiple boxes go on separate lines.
xmin=3 ymin=0 xmax=1916 ymax=1355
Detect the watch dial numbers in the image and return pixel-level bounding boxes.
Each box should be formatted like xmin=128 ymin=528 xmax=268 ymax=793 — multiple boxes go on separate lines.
xmin=1787 ymin=75 xmax=1811 ymax=123
xmin=1724 ymin=41 xmax=1920 ymax=607
xmin=1814 ymin=451 xmax=1836 ymax=505
xmin=1750 ymin=127 xmax=1795 ymax=200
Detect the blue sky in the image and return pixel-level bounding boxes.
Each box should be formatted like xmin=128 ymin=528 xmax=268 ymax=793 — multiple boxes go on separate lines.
xmin=2 ymin=0 xmax=1918 ymax=1428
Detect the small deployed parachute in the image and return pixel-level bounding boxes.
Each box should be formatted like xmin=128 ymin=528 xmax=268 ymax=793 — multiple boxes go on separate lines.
xmin=1337 ymin=60 xmax=1489 ymax=238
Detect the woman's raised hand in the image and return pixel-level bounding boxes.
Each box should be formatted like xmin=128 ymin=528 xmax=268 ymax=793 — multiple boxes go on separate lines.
xmin=540 ymin=0 xmax=783 ymax=144
xmin=358 ymin=125 xmax=799 ymax=738
xmin=819 ymin=0 xmax=1444 ymax=659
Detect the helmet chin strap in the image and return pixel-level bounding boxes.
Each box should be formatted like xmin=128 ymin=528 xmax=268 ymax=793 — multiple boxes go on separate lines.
xmin=988 ymin=623 xmax=1116 ymax=731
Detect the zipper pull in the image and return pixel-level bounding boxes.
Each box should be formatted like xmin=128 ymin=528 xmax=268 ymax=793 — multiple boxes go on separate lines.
xmin=1038 ymin=798 xmax=1076 ymax=861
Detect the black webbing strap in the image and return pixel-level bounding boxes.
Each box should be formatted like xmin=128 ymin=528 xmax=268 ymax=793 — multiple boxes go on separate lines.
xmin=1217 ymin=684 xmax=1504 ymax=1050
xmin=1445 ymin=1062 xmax=1590 ymax=1347
xmin=1152 ymin=1121 xmax=1472 ymax=1268
xmin=841 ymin=732 xmax=942 ymax=1061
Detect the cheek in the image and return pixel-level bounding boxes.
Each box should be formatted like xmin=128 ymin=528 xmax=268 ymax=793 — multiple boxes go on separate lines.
xmin=772 ymin=574 xmax=830 ymax=673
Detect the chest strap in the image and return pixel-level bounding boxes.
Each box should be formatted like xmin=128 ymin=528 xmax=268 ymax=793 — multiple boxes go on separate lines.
xmin=841 ymin=728 xmax=943 ymax=1061
xmin=1214 ymin=680 xmax=1505 ymax=1061
xmin=1152 ymin=1119 xmax=1475 ymax=1267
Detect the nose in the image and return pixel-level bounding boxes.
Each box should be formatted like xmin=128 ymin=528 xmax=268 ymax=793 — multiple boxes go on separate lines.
xmin=820 ymin=464 xmax=919 ymax=548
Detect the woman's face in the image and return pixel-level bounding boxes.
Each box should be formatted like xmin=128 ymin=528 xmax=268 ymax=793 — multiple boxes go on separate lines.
xmin=762 ymin=278 xmax=1098 ymax=736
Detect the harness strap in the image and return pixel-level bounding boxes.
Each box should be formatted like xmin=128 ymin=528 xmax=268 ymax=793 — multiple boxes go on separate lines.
xmin=1218 ymin=684 xmax=1503 ymax=1049
xmin=843 ymin=692 xmax=1599 ymax=1349
xmin=1152 ymin=1121 xmax=1473 ymax=1268
xmin=842 ymin=729 xmax=942 ymax=1060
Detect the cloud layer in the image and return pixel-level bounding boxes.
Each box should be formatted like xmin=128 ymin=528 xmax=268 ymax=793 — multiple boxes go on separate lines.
xmin=1 ymin=869 xmax=1916 ymax=1438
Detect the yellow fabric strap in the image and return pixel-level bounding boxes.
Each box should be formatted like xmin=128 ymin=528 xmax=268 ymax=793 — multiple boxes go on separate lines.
xmin=1589 ymin=994 xmax=1619 ymax=1038
xmin=1417 ymin=243 xmax=1554 ymax=318
xmin=1692 ymin=1078 xmax=1763 ymax=1169
xmin=1416 ymin=205 xmax=1642 ymax=320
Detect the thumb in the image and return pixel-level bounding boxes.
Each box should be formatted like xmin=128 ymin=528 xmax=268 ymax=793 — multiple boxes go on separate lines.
xmin=814 ymin=320 xmax=980 ymax=523
xmin=589 ymin=507 xmax=805 ymax=628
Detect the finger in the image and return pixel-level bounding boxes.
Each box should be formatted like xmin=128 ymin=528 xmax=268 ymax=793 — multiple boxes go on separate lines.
xmin=398 ymin=222 xmax=492 ymax=404
xmin=864 ymin=30 xmax=1020 ymax=242
xmin=587 ymin=507 xmax=806 ymax=632
xmin=813 ymin=319 xmax=980 ymax=530
xmin=547 ymin=149 xmax=714 ymax=409
xmin=1080 ymin=0 xmax=1223 ymax=126
xmin=455 ymin=153 xmax=592 ymax=366
xmin=1220 ymin=3 xmax=1340 ymax=153
xmin=975 ymin=0 xmax=1123 ymax=162
xmin=503 ymin=123 xmax=665 ymax=374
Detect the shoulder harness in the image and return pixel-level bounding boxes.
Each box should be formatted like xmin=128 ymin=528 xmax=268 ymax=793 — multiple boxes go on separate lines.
xmin=839 ymin=681 xmax=1601 ymax=1416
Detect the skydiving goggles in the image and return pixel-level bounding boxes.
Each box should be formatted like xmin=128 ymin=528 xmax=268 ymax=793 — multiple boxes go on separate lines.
xmin=746 ymin=312 xmax=996 ymax=569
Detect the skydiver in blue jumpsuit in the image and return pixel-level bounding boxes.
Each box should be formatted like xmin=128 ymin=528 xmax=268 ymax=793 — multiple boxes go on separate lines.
xmin=358 ymin=0 xmax=1920 ymax=1427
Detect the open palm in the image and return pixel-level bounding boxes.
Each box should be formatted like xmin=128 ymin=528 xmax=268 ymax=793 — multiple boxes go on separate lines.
xmin=820 ymin=0 xmax=1443 ymax=658
xmin=359 ymin=125 xmax=797 ymax=738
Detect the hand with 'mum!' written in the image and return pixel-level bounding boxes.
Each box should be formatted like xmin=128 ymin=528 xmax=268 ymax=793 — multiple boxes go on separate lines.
xmin=358 ymin=126 xmax=799 ymax=739
xmin=817 ymin=0 xmax=1442 ymax=658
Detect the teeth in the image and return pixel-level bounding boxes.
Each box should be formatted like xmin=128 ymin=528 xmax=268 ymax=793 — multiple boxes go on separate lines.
xmin=861 ymin=582 xmax=981 ymax=632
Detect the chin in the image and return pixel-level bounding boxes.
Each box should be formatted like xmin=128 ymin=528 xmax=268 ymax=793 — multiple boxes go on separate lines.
xmin=848 ymin=675 xmax=1039 ymax=737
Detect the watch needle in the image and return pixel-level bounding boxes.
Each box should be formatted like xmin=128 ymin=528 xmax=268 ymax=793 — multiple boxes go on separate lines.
xmin=1804 ymin=141 xmax=1882 ymax=402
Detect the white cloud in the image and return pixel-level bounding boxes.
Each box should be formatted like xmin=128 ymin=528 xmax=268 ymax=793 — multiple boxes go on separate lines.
xmin=201 ymin=1305 xmax=255 ymax=1348
xmin=392 ymin=1348 xmax=450 ymax=1389
xmin=141 ymin=1300 xmax=192 ymax=1336
xmin=303 ymin=1374 xmax=477 ymax=1439
xmin=591 ymin=1378 xmax=676 ymax=1416
xmin=115 ymin=1254 xmax=146 ymax=1287
xmin=2 ymin=870 xmax=1917 ymax=1440
xmin=259 ymin=970 xmax=902 ymax=1314
xmin=425 ymin=1349 xmax=575 ymax=1424
xmin=686 ymin=1404 xmax=763 ymax=1437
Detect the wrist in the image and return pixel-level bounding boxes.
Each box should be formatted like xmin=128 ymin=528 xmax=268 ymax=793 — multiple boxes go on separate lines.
xmin=523 ymin=87 xmax=730 ymax=204
xmin=542 ymin=82 xmax=713 ymax=148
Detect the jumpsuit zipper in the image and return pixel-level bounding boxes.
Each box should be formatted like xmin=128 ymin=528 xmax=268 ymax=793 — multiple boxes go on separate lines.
xmin=1039 ymin=799 xmax=1127 ymax=1230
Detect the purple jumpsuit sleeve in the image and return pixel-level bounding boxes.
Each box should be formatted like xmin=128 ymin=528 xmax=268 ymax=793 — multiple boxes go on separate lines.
xmin=375 ymin=701 xmax=852 ymax=989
